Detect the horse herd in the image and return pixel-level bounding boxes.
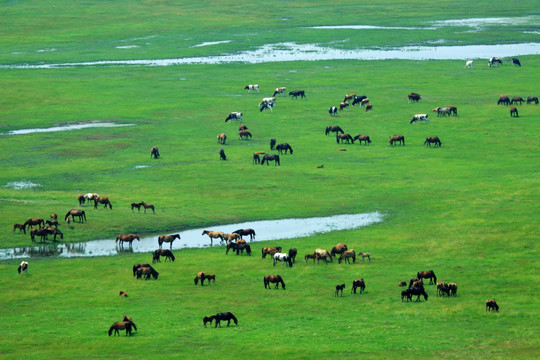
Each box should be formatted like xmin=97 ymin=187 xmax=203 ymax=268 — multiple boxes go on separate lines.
xmin=497 ymin=95 xmax=538 ymax=118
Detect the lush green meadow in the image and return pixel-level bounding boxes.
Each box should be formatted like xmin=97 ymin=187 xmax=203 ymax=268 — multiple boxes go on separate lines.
xmin=1 ymin=1 xmax=539 ymax=359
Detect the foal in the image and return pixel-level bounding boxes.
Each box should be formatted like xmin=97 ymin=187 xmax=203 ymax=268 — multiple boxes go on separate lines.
xmin=335 ymin=284 xmax=346 ymax=297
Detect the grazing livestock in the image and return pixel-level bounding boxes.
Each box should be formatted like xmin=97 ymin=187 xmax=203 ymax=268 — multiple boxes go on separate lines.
xmin=335 ymin=284 xmax=346 ymax=297
xmin=259 ymin=101 xmax=274 ymax=112
xmin=273 ymin=87 xmax=286 ymax=96
xmin=227 ymin=241 xmax=251 ymax=256
xmin=77 ymin=193 xmax=86 ymax=206
xmin=343 ymin=94 xmax=356 ymax=102
xmin=351 ymin=95 xmax=368 ymax=106
xmin=219 ymin=148 xmax=227 ymax=160
xmin=276 ymin=143 xmax=293 ymax=154
xmin=498 ymin=95 xmax=510 ymax=105
xmin=131 ymin=202 xmax=143 ymax=212
xmin=410 ymin=114 xmax=429 ymax=124
xmin=289 ymin=90 xmax=306 ymax=99
xmin=358 ymin=252 xmax=371 ymax=262
xmin=24 ymin=218 xmax=44 ymax=229
xmin=288 ymin=248 xmax=297 ymax=264
xmin=447 ymin=106 xmax=458 ymax=116
xmin=365 ymin=104 xmax=373 ymax=112
xmin=222 ymin=232 xmax=241 ymax=242
xmin=264 ymin=275 xmax=286 ymax=289
xmin=417 ymin=270 xmax=437 ymax=284
xmin=510 ymin=107 xmax=519 ymax=117
xmin=389 ymin=135 xmax=405 ymax=146
xmin=511 ymin=97 xmax=525 ymax=105
xmin=433 ymin=107 xmax=451 ymax=117
xmin=44 ymin=227 xmax=63 ymax=241
xmin=233 ymin=228 xmax=256 ymax=241
xmin=194 ymin=271 xmax=207 ymax=286
xmin=270 ymin=138 xmax=277 ymax=150
xmin=116 ymin=234 xmax=140 ymax=247
xmin=489 ymin=57 xmax=502 ymax=67
xmin=50 ymin=213 xmax=57 ymax=219
xmin=330 ymin=243 xmax=348 ymax=258
xmin=448 ymin=282 xmax=458 ymax=296
xmin=214 ymin=312 xmax=238 ymax=327
xmin=152 ymin=249 xmax=175 ymax=263
xmin=203 ymin=316 xmax=215 ymax=328
xmin=238 ymin=130 xmax=252 ymax=140
xmin=424 ymin=136 xmax=442 ymax=147
xmin=399 ymin=281 xmax=407 ymax=287
xmin=262 ymin=246 xmax=282 ymax=258
xmin=65 ymin=209 xmax=86 ymax=223
xmin=354 ymin=135 xmax=371 ymax=145
xmin=30 ymin=228 xmax=49 ymax=243
xmin=338 ymin=249 xmax=356 ymax=264
xmin=244 ymin=84 xmax=259 ymax=93
xmin=486 ymin=299 xmax=499 ymax=312
xmin=202 ymin=230 xmax=224 ymax=244
xmin=273 ymin=252 xmax=293 ymax=267
xmin=336 ymin=133 xmax=354 ymax=144
xmin=18 ymin=261 xmax=28 ymax=275
xmin=325 ymin=125 xmax=344 ymax=135
xmin=13 ymin=223 xmax=26 ymax=234
xmin=150 ymin=146 xmax=160 ymax=159
xmin=407 ymin=283 xmax=429 ymax=301
xmin=261 ymin=154 xmax=280 ymax=166
xmin=436 ymin=282 xmax=449 ymax=297
xmin=225 ymin=112 xmax=242 ymax=123
xmin=137 ymin=201 xmax=154 ymax=214
xmin=401 ymin=290 xmax=412 ymax=302
xmin=329 ymin=106 xmax=338 ymax=116
xmin=408 ymin=93 xmax=421 ymax=103
xmin=339 ymin=102 xmax=349 ymax=111
xmin=217 ymin=133 xmax=227 ymax=145
xmin=94 ymin=197 xmax=113 ymax=209
xmin=132 ymin=263 xmax=151 ymax=277
xmin=238 ymin=124 xmax=248 ymax=132
xmin=465 ymin=60 xmax=474 ymax=68
xmin=204 ymin=274 xmax=216 ymax=284
xmin=360 ymin=98 xmax=370 ymax=107
xmin=136 ymin=266 xmax=159 ymax=280
xmin=304 ymin=253 xmax=317 ymax=264
xmin=315 ymin=249 xmax=333 ymax=263
xmin=259 ymin=97 xmax=276 ymax=107
xmin=527 ymin=96 xmax=538 ymax=104
xmin=108 ymin=321 xmax=134 ymax=336
xmin=84 ymin=193 xmax=99 ymax=202
xmin=351 ymin=279 xmax=365 ymax=294
xmin=252 ymin=153 xmax=261 ymax=164
xmin=512 ymin=58 xmax=521 ymax=66
xmin=119 ymin=291 xmax=128 ymax=297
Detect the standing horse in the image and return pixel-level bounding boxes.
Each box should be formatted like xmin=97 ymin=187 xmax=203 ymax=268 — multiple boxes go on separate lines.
xmin=131 ymin=202 xmax=143 ymax=212
xmin=288 ymin=248 xmax=297 ymax=264
xmin=203 ymin=316 xmax=215 ymax=327
xmin=136 ymin=266 xmax=159 ymax=280
xmin=13 ymin=223 xmax=26 ymax=234
xmin=338 ymin=249 xmax=356 ymax=264
xmin=24 ymin=218 xmax=44 ymax=229
xmin=351 ymin=279 xmax=365 ymax=294
xmin=94 ymin=197 xmax=113 ymax=209
xmin=329 ymin=106 xmax=338 ymax=116
xmin=153 ymin=249 xmax=175 ymax=263
xmin=335 ymin=284 xmax=346 ymax=297
xmin=486 ymin=299 xmax=499 ymax=312
xmin=261 ymin=154 xmax=280 ymax=166
xmin=270 ymin=138 xmax=277 ymax=150
xmin=65 ymin=209 xmax=86 ymax=223
xmin=424 ymin=137 xmax=442 ymax=147
xmin=389 ymin=135 xmax=405 ymax=146
xmin=273 ymin=252 xmax=293 ymax=267
xmin=202 ymin=230 xmax=224 ymax=244
xmin=232 ymin=228 xmax=256 ymax=241
xmin=77 ymin=194 xmax=86 ymax=206
xmin=108 ymin=321 xmax=133 ymax=336
xmin=330 ymin=243 xmax=348 ymax=258
xmin=217 ymin=133 xmax=227 ymax=145
xmin=276 ymin=143 xmax=293 ymax=154
xmin=336 ymin=133 xmax=354 ymax=144
xmin=214 ymin=312 xmax=238 ymax=327
xmin=262 ymin=246 xmax=282 ymax=258
xmin=116 ymin=234 xmax=140 ymax=247
xmin=264 ymin=275 xmax=286 ymax=289
xmin=510 ymin=107 xmax=519 ymax=117
xmin=325 ymin=125 xmax=344 ymax=135
xmin=417 ymin=270 xmax=437 ymax=284
xmin=219 ymin=148 xmax=227 ymax=160
xmin=354 ymin=135 xmax=371 ymax=145
xmin=18 ymin=261 xmax=28 ymax=275
xmin=141 ymin=202 xmax=155 ymax=213
xmin=158 ymin=234 xmax=180 ymax=249
xmin=150 ymin=146 xmax=160 ymax=159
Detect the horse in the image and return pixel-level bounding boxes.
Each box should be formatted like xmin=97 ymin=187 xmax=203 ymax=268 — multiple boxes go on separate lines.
xmin=116 ymin=234 xmax=140 ymax=247
xmin=289 ymin=90 xmax=305 ymax=99
xmin=365 ymin=104 xmax=373 ymax=112
xmin=433 ymin=106 xmax=451 ymax=117
xmin=24 ymin=218 xmax=44 ymax=229
xmin=13 ymin=223 xmax=26 ymax=234
xmin=238 ymin=130 xmax=252 ymax=140
xmin=401 ymin=290 xmax=412 ymax=302
xmin=270 ymin=138 xmax=277 ymax=150
xmin=276 ymin=143 xmax=293 ymax=154
xmin=407 ymin=283 xmax=429 ymax=301
xmin=315 ymin=249 xmax=333 ymax=262
xmin=140 ymin=202 xmax=155 ymax=214
xmin=436 ymin=282 xmax=449 ymax=297
xmin=335 ymin=284 xmax=346 ymax=297
xmin=325 ymin=125 xmax=344 ymax=135
xmin=329 ymin=106 xmax=338 ymax=116
xmin=132 ymin=263 xmax=151 ymax=277
xmin=408 ymin=93 xmax=421 ymax=103
xmin=316 ymin=252 xmax=330 ymax=264
xmin=338 ymin=249 xmax=356 ymax=264
xmin=18 ymin=261 xmax=28 ymax=275
xmin=389 ymin=135 xmax=405 ymax=146
xmin=417 ymin=270 xmax=437 ymax=284
xmin=150 ymin=146 xmax=160 ymax=159
xmin=262 ymin=246 xmax=282 ymax=258
xmin=424 ymin=136 xmax=442 ymax=147
xmin=218 ymin=148 xmax=227 ymax=160
xmin=261 ymin=154 xmax=280 ymax=166
xmin=153 ymin=249 xmax=175 ymax=263
xmin=511 ymin=97 xmax=525 ymax=105
xmin=77 ymin=193 xmax=85 ymax=205
xmin=214 ymin=312 xmax=238 ymax=327
xmin=273 ymin=252 xmax=293 ymax=267
xmin=343 ymin=93 xmax=356 ymax=102
xmin=358 ymin=252 xmax=371 ymax=262
xmin=273 ymin=87 xmax=287 ymax=97
xmin=202 ymin=230 xmax=225 ymax=244
xmin=131 ymin=202 xmax=143 ymax=212
xmin=94 ymin=197 xmax=113 ymax=209
xmin=352 ymin=95 xmax=368 ymax=106
xmin=330 ymin=243 xmax=348 ymax=258
xmin=410 ymin=114 xmax=429 ymax=124
xmin=119 ymin=291 xmax=128 ymax=297
xmin=244 ymin=84 xmax=259 ymax=93
xmin=108 ymin=321 xmax=134 ymax=336
xmin=259 ymin=97 xmax=276 ymax=108
xmin=84 ymin=193 xmax=99 ymax=202
xmin=122 ymin=316 xmax=137 ymax=331
xmin=288 ymin=248 xmax=297 ymax=264
xmin=264 ymin=274 xmax=286 ymax=289
xmin=225 ymin=112 xmax=242 ymax=122
xmin=304 ymin=253 xmax=317 ymax=264
xmin=205 ymin=274 xmax=216 ymax=284
xmin=360 ymin=98 xmax=370 ymax=107
xmin=527 ymin=96 xmax=539 ymax=104
xmin=239 ymin=124 xmax=248 ymax=131
xmin=510 ymin=107 xmax=519 ymax=117
xmin=217 ymin=133 xmax=227 ymax=145
xmin=232 ymin=228 xmax=256 ymax=241
xmin=486 ymin=299 xmax=499 ymax=312
xmin=252 ymin=153 xmax=261 ymax=164
xmin=512 ymin=57 xmax=521 ymax=66
xmin=136 ymin=266 xmax=159 ymax=280
xmin=44 ymin=227 xmax=63 ymax=241
xmin=498 ymin=95 xmax=510 ymax=105
xmin=194 ymin=271 xmax=206 ymax=286
xmin=465 ymin=60 xmax=474 ymax=68
xmin=399 ymin=281 xmax=407 ymax=287
xmin=158 ymin=234 xmax=180 ymax=249
xmin=447 ymin=283 xmax=458 ymax=296
xmin=203 ymin=316 xmax=215 ymax=327
xmin=222 ymin=233 xmax=241 ymax=242
xmin=336 ymin=133 xmax=354 ymax=144
xmin=353 ymin=135 xmax=371 ymax=145
xmin=30 ymin=228 xmax=49 ymax=243
xmin=489 ymin=56 xmax=502 ymax=67
xmin=259 ymin=101 xmax=274 ymax=112
xmin=45 ymin=220 xmax=59 ymax=228
xmin=339 ymin=102 xmax=349 ymax=111
xmin=65 ymin=209 xmax=86 ymax=223
xmin=351 ymin=279 xmax=365 ymax=294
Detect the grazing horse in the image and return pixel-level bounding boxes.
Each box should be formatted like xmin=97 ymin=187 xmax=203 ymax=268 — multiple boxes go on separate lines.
xmin=30 ymin=228 xmax=49 ymax=243
xmin=18 ymin=261 xmax=28 ymax=275
xmin=358 ymin=252 xmax=371 ymax=262
xmin=315 ymin=249 xmax=333 ymax=262
xmin=194 ymin=271 xmax=207 ymax=286
xmin=352 ymin=95 xmax=368 ymax=106
xmin=264 ymin=275 xmax=285 ymax=289
xmin=276 ymin=143 xmax=293 ymax=154
xmin=511 ymin=97 xmax=525 ymax=105
xmin=116 ymin=234 xmax=140 ymax=247
xmin=512 ymin=57 xmax=521 ymax=66
xmin=214 ymin=312 xmax=238 ymax=327
xmin=489 ymin=56 xmax=502 ymax=67
xmin=259 ymin=101 xmax=274 ymax=112
xmin=139 ymin=202 xmax=154 ymax=214
xmin=336 ymin=133 xmax=354 ymax=144
xmin=225 ymin=112 xmax=242 ymax=122
xmin=365 ymin=104 xmax=373 ymax=112
xmin=335 ymin=284 xmax=346 ymax=297
xmin=424 ymin=136 xmax=442 ymax=147
xmin=150 ymin=146 xmax=160 ymax=159
xmin=217 ymin=133 xmax=227 ymax=145
xmin=239 ymin=124 xmax=248 ymax=132
xmin=261 ymin=154 xmax=280 ymax=166
xmin=218 ymin=148 xmax=227 ymax=160
xmin=108 ymin=321 xmax=134 ymax=336
xmin=24 ymin=218 xmax=44 ymax=229
xmin=339 ymin=102 xmax=349 ymax=111
xmin=131 ymin=202 xmax=143 ymax=212
xmin=304 ymin=253 xmax=317 ymax=264
xmin=238 ymin=130 xmax=252 ymax=140
xmin=202 ymin=230 xmax=225 ymax=244
xmin=77 ymin=193 xmax=86 ymax=206
xmin=343 ymin=93 xmax=356 ymax=102
xmin=325 ymin=125 xmax=344 ymax=135
xmin=486 ymin=299 xmax=499 ymax=312
xmin=351 ymin=279 xmax=365 ymax=294
xmin=338 ymin=249 xmax=356 ymax=264
xmin=465 ymin=60 xmax=474 ymax=68
xmin=401 ymin=290 xmax=412 ymax=302
xmin=136 ymin=266 xmax=159 ymax=280
xmin=329 ymin=106 xmax=338 ymax=116
xmin=203 ymin=316 xmax=215 ymax=327
xmin=408 ymin=93 xmax=421 ymax=103
xmin=273 ymin=87 xmax=286 ymax=97
xmin=433 ymin=107 xmax=451 ymax=117
xmin=353 ymin=135 xmax=371 ymax=145
xmin=527 ymin=96 xmax=538 ymax=104
xmin=270 ymin=138 xmax=277 ymax=150
xmin=289 ymin=90 xmax=306 ymax=99
xmin=389 ymin=135 xmax=405 ymax=146
xmin=244 ymin=84 xmax=259 ymax=93
xmin=447 ymin=283 xmax=458 ymax=296
xmin=94 ymin=197 xmax=113 ymax=209
xmin=158 ymin=234 xmax=180 ymax=249
xmin=410 ymin=114 xmax=429 ymax=124
xmin=232 ymin=228 xmax=256 ymax=241
xmin=64 ymin=209 xmax=86 ymax=223
xmin=13 ymin=223 xmax=26 ymax=234
xmin=44 ymin=227 xmax=63 ymax=241
xmin=498 ymin=95 xmax=510 ymax=105
xmin=252 ymin=153 xmax=262 ymax=164
xmin=436 ymin=282 xmax=449 ymax=297
xmin=222 ymin=233 xmax=241 ymax=242
xmin=132 ymin=263 xmax=151 ymax=277
xmin=417 ymin=270 xmax=437 ymax=284
xmin=510 ymin=107 xmax=519 ymax=117
xmin=288 ymin=248 xmax=297 ymax=264
xmin=262 ymin=246 xmax=282 ymax=258
xmin=330 ymin=243 xmax=348 ymax=258
xmin=153 ymin=249 xmax=175 ymax=263
xmin=407 ymin=284 xmax=429 ymax=301
xmin=45 ymin=220 xmax=59 ymax=228
xmin=273 ymin=252 xmax=293 ymax=267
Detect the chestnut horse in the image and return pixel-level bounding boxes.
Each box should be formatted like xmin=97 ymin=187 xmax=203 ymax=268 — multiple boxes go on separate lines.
xmin=24 ymin=218 xmax=44 ymax=229
xmin=158 ymin=234 xmax=180 ymax=249
xmin=264 ymin=274 xmax=286 ymax=289
xmin=194 ymin=271 xmax=207 ymax=286
xmin=140 ymin=202 xmax=155 ymax=214
xmin=152 ymin=249 xmax=175 ymax=263
xmin=94 ymin=197 xmax=113 ymax=209
xmin=136 ymin=266 xmax=159 ymax=280
xmin=330 ymin=243 xmax=348 ymax=258
xmin=13 ymin=223 xmax=26 ymax=234
xmin=262 ymin=246 xmax=282 ymax=258
xmin=389 ymin=135 xmax=405 ymax=146
xmin=116 ymin=234 xmax=140 ymax=247
xmin=351 ymin=279 xmax=365 ymax=294
xmin=132 ymin=263 xmax=151 ymax=277
xmin=131 ymin=202 xmax=143 ymax=212
xmin=417 ymin=270 xmax=437 ymax=284
xmin=325 ymin=125 xmax=344 ymax=135
xmin=65 ymin=209 xmax=86 ymax=223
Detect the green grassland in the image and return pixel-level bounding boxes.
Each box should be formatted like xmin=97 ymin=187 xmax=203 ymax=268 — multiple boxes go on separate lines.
xmin=0 ymin=0 xmax=539 ymax=358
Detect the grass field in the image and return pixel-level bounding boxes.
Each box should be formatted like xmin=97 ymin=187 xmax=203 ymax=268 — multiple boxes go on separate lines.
xmin=1 ymin=1 xmax=539 ymax=359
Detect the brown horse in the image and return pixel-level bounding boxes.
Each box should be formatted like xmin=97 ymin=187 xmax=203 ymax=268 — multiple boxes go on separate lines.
xmin=264 ymin=274 xmax=286 ymax=289
xmin=222 ymin=233 xmax=241 ymax=242
xmin=30 ymin=228 xmax=50 ymax=243
xmin=261 ymin=153 xmax=280 ymax=166
xmin=24 ymin=218 xmax=44 ymax=229
xmin=136 ymin=266 xmax=159 ymax=280
xmin=447 ymin=282 xmax=458 ymax=296
xmin=239 ymin=130 xmax=252 ymax=139
xmin=116 ymin=234 xmax=140 ymax=247
xmin=408 ymin=93 xmax=421 ymax=103
xmin=336 ymin=133 xmax=354 ymax=144
xmin=315 ymin=249 xmax=333 ymax=262
xmin=65 ymin=209 xmax=86 ymax=223
xmin=217 ymin=133 xmax=227 ymax=145
xmin=132 ymin=263 xmax=151 ymax=277
xmin=77 ymin=193 xmax=86 ymax=206
xmin=389 ymin=135 xmax=405 ymax=146
xmin=44 ymin=227 xmax=63 ymax=241
xmin=205 ymin=274 xmax=216 ymax=284
xmin=50 ymin=213 xmax=57 ymax=220
xmin=304 ymin=253 xmax=317 ymax=264
xmin=424 ymin=136 xmax=442 ymax=147
xmin=158 ymin=234 xmax=180 ymax=249
xmin=151 ymin=146 xmax=160 ymax=159
xmin=417 ymin=270 xmax=437 ymax=284
xmin=232 ymin=228 xmax=256 ymax=241
xmin=510 ymin=107 xmax=519 ymax=117
xmin=108 ymin=321 xmax=134 ymax=336
xmin=119 ymin=291 xmax=128 ymax=297
xmin=330 ymin=243 xmax=348 ymax=257
xmin=45 ymin=220 xmax=59 ymax=228
xmin=325 ymin=125 xmax=344 ymax=135
xmin=202 ymin=230 xmax=224 ymax=244
xmin=335 ymin=284 xmax=346 ymax=296
xmin=94 ymin=197 xmax=113 ymax=209
xmin=131 ymin=202 xmax=143 ymax=212
xmin=194 ymin=271 xmax=206 ymax=286
xmin=140 ymin=202 xmax=155 ymax=214
xmin=338 ymin=249 xmax=356 ymax=264
xmin=486 ymin=299 xmax=499 ymax=312
xmin=351 ymin=279 xmax=366 ymax=294
xmin=152 ymin=249 xmax=175 ymax=263
xmin=262 ymin=246 xmax=282 ymax=258
xmin=13 ymin=223 xmax=26 ymax=234
xmin=353 ymin=135 xmax=371 ymax=145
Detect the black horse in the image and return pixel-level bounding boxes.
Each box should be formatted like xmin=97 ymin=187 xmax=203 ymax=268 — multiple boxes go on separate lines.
xmin=325 ymin=125 xmax=344 ymax=136
xmin=261 ymin=154 xmax=280 ymax=166
xmin=219 ymin=148 xmax=227 ymax=160
xmin=270 ymin=138 xmax=277 ymax=150
xmin=214 ymin=312 xmax=238 ymax=327
xmin=276 ymin=143 xmax=293 ymax=154
xmin=150 ymin=146 xmax=160 ymax=159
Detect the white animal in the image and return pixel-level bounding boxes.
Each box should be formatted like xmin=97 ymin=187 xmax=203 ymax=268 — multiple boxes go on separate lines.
xmin=465 ymin=60 xmax=474 ymax=68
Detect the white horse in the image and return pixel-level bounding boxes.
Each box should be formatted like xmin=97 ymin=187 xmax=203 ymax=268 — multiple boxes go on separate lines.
xmin=273 ymin=253 xmax=293 ymax=267
xmin=410 ymin=114 xmax=429 ymax=124
xmin=18 ymin=261 xmax=28 ymax=274
xmin=465 ymin=60 xmax=474 ymax=68
xmin=244 ymin=84 xmax=259 ymax=93
xmin=84 ymin=193 xmax=99 ymax=201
